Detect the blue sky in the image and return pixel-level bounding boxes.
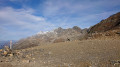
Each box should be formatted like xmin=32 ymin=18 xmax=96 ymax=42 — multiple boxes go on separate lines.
xmin=0 ymin=0 xmax=120 ymax=40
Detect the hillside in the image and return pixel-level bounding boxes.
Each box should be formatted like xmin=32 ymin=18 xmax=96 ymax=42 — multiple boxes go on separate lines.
xmin=89 ymin=12 xmax=120 ymax=33
xmin=0 ymin=37 xmax=120 ymax=67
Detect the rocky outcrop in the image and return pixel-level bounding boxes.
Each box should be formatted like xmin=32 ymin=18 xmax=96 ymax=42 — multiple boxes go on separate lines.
xmin=89 ymin=12 xmax=120 ymax=33
xmin=0 ymin=46 xmax=14 ymax=57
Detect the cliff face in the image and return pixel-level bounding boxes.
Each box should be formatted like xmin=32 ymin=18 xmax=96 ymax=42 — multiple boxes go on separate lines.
xmin=89 ymin=12 xmax=120 ymax=33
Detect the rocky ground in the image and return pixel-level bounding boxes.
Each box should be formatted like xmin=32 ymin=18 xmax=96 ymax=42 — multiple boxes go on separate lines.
xmin=0 ymin=36 xmax=120 ymax=67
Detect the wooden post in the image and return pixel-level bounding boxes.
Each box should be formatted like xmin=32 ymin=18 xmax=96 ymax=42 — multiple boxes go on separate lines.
xmin=10 ymin=40 xmax=12 ymax=49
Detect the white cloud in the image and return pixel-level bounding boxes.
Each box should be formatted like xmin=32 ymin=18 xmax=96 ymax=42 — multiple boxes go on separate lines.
xmin=0 ymin=7 xmax=55 ymax=40
xmin=0 ymin=7 xmax=53 ymax=30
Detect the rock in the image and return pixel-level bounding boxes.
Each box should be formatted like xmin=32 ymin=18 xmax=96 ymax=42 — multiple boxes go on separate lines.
xmin=0 ymin=46 xmax=13 ymax=57
xmin=116 ymin=32 xmax=120 ymax=35
xmin=32 ymin=58 xmax=35 ymax=60
xmin=73 ymin=26 xmax=82 ymax=33
xmin=109 ymin=60 xmax=120 ymax=65
xmin=8 ymin=54 xmax=13 ymax=57
xmin=0 ymin=49 xmax=2 ymax=52
xmin=22 ymin=60 xmax=30 ymax=63
xmin=0 ymin=60 xmax=3 ymax=62
xmin=43 ymin=62 xmax=46 ymax=64
xmin=48 ymin=51 xmax=52 ymax=54
xmin=3 ymin=50 xmax=8 ymax=56
xmin=0 ymin=46 xmax=16 ymax=57
xmin=5 ymin=60 xmax=10 ymax=62
xmin=26 ymin=55 xmax=30 ymax=58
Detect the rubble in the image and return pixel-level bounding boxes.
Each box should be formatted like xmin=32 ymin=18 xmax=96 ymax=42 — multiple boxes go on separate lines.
xmin=109 ymin=60 xmax=120 ymax=65
xmin=0 ymin=46 xmax=13 ymax=57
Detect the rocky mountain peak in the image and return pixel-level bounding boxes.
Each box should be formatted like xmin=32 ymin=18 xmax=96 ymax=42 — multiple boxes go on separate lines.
xmin=72 ymin=26 xmax=82 ymax=33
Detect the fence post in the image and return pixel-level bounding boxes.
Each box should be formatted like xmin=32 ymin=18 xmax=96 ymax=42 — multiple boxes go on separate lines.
xmin=10 ymin=40 xmax=12 ymax=49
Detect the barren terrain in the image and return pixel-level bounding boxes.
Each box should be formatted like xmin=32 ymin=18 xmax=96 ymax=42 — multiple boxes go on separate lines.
xmin=0 ymin=37 xmax=120 ymax=67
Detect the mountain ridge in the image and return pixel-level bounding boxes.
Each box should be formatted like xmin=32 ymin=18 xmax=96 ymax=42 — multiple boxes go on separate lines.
xmin=89 ymin=12 xmax=120 ymax=33
xmin=13 ymin=12 xmax=120 ymax=49
xmin=13 ymin=26 xmax=88 ymax=49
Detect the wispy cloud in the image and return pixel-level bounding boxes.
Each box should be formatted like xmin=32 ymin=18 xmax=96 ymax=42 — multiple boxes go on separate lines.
xmin=0 ymin=7 xmax=55 ymax=40
xmin=40 ymin=0 xmax=120 ymax=29
xmin=42 ymin=0 xmax=90 ymax=17
xmin=42 ymin=0 xmax=120 ymax=17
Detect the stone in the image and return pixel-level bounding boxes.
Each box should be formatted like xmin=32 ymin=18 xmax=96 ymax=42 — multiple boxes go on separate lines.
xmin=0 ymin=60 xmax=3 ymax=62
xmin=8 ymin=54 xmax=13 ymax=57
xmin=3 ymin=50 xmax=8 ymax=56
xmin=32 ymin=58 xmax=35 ymax=60
xmin=0 ymin=49 xmax=2 ymax=52
xmin=22 ymin=60 xmax=30 ymax=63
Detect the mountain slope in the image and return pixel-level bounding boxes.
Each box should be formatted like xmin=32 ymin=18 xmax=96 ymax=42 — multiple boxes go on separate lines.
xmin=1 ymin=38 xmax=120 ymax=67
xmin=13 ymin=26 xmax=88 ymax=49
xmin=89 ymin=12 xmax=120 ymax=33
